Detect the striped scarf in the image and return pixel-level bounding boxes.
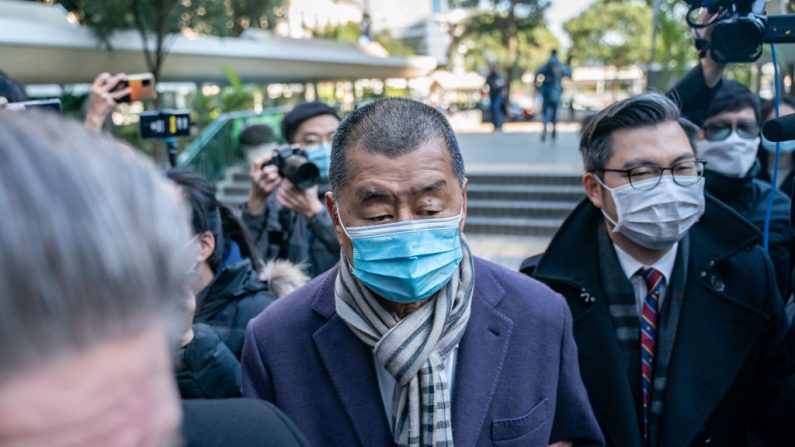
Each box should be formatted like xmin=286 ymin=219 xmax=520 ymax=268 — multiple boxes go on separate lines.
xmin=335 ymin=241 xmax=474 ymax=447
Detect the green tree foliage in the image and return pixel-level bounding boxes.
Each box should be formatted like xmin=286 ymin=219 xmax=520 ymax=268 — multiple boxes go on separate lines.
xmin=649 ymin=0 xmax=697 ymax=90
xmin=453 ymin=19 xmax=559 ymax=80
xmin=44 ymin=0 xmax=284 ymax=82
xmin=564 ymin=0 xmax=652 ymax=68
xmin=450 ymin=0 xmax=549 ymax=99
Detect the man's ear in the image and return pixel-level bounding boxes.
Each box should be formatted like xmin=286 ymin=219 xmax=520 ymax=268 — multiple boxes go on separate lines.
xmin=325 ymin=191 xmax=344 ymax=242
xmin=197 ymin=232 xmax=215 ymax=263
xmin=459 ymin=178 xmax=468 ymax=233
xmin=583 ymin=172 xmax=604 ymax=210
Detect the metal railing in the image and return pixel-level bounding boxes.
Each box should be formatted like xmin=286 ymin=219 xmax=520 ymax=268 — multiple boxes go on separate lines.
xmin=178 ymin=108 xmax=290 ymax=182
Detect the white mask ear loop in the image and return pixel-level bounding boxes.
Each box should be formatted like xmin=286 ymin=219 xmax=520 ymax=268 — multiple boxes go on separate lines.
xmin=593 ymin=174 xmax=622 ymax=230
xmin=334 ymin=202 xmax=352 ymax=240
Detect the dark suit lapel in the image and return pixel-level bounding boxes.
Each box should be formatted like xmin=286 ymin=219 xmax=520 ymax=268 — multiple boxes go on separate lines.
xmin=311 ymin=269 xmax=393 ymax=447
xmin=573 ymin=298 xmax=643 ymax=447
xmin=451 ymin=261 xmax=513 ymax=447
xmin=658 ymin=277 xmax=768 ymax=447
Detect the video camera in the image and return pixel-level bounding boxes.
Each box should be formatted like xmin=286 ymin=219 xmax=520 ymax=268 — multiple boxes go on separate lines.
xmin=684 ymin=0 xmax=795 ymax=63
xmin=265 ymin=147 xmax=320 ymax=191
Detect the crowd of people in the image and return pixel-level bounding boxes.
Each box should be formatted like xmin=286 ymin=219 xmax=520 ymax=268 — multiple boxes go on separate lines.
xmin=4 ymin=20 xmax=795 ymax=447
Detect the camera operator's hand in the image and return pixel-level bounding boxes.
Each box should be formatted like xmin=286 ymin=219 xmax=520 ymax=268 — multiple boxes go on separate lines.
xmin=696 ymin=8 xmax=727 ymax=88
xmin=276 ymin=179 xmax=324 ymax=219
xmin=84 ymin=72 xmax=130 ymax=132
xmin=247 ymin=152 xmax=282 ymax=215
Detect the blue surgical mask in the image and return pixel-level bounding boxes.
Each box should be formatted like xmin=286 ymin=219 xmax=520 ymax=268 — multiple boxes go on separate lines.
xmin=761 ymin=135 xmax=795 ymax=154
xmin=304 ymin=143 xmax=332 ymax=180
xmin=338 ymin=211 xmax=463 ymax=303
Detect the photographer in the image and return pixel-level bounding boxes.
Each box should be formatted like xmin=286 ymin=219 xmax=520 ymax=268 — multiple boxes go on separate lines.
xmin=241 ymin=102 xmax=341 ymax=278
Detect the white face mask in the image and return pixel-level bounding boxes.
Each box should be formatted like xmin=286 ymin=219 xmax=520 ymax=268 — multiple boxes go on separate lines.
xmin=597 ymin=176 xmax=706 ymax=250
xmin=696 ymin=131 xmax=760 ymax=178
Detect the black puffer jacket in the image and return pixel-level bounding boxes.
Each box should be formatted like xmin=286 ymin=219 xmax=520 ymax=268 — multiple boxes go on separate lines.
xmin=177 ymin=323 xmax=241 ymax=399
xmin=705 ymin=167 xmax=794 ymax=298
xmin=194 ymin=257 xmax=276 ymax=358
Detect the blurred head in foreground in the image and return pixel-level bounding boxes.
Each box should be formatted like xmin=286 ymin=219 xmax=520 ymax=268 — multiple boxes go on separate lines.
xmin=0 ymin=112 xmax=192 ymax=446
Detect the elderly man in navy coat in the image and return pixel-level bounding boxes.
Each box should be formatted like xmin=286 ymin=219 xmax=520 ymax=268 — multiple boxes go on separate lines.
xmin=241 ymin=98 xmax=603 ymax=447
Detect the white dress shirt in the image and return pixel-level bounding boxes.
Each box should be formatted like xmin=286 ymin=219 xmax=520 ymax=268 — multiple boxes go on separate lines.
xmin=374 ymin=348 xmax=457 ymax=431
xmin=612 ymin=243 xmax=678 ymax=317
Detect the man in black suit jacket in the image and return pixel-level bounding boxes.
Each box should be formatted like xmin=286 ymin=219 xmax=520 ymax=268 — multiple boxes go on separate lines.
xmin=529 ymin=93 xmax=795 ymax=446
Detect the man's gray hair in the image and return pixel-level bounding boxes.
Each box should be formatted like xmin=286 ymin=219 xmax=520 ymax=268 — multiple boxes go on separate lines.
xmin=329 ymin=98 xmax=466 ymax=194
xmin=580 ymin=93 xmax=699 ymax=172
xmin=0 ymin=112 xmax=191 ymax=380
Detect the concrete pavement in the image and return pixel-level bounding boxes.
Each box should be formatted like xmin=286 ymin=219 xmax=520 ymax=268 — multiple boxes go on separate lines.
xmin=455 ymin=121 xmax=584 ymax=270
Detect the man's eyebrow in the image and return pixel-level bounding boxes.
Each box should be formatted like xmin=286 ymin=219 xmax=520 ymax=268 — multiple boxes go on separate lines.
xmin=621 ymin=153 xmax=696 ymax=168
xmin=411 ymin=181 xmax=447 ymax=195
xmin=357 ymin=188 xmax=392 ymax=202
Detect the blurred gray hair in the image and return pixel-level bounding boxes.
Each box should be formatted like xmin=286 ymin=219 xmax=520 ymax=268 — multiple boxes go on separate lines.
xmin=0 ymin=112 xmax=191 ymax=380
xmin=580 ymin=93 xmax=699 ymax=172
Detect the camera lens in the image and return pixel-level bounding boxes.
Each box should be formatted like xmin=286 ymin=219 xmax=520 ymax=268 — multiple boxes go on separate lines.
xmin=282 ymin=154 xmax=320 ymax=190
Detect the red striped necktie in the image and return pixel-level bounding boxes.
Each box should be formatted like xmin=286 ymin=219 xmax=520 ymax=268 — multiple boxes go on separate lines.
xmin=639 ymin=267 xmax=663 ymax=447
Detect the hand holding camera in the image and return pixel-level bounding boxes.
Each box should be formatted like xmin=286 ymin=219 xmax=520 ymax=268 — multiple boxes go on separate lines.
xmin=84 ymin=72 xmax=131 ymax=131
xmin=276 ymin=179 xmax=323 ymax=219
xmin=247 ymin=147 xmax=322 ymax=218
xmin=693 ymin=7 xmax=727 ymax=88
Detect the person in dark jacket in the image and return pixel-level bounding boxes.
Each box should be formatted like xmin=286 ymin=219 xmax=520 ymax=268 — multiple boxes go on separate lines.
xmin=691 ymin=81 xmax=793 ymax=298
xmin=241 ymin=102 xmax=341 ymax=278
xmin=167 ymin=169 xmax=276 ymax=358
xmin=535 ymin=49 xmax=572 ymax=142
xmin=176 ymin=323 xmax=241 ymax=399
xmin=181 ymin=399 xmax=310 ymax=446
xmin=758 ymin=96 xmax=795 ymax=197
xmin=527 ymin=93 xmax=795 ymax=447
xmin=485 ymin=64 xmax=507 ymax=132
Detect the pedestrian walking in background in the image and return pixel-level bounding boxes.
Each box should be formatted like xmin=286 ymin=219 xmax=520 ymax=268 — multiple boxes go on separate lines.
xmin=535 ymin=50 xmax=571 ymax=142
xmin=485 ymin=64 xmax=507 ymax=132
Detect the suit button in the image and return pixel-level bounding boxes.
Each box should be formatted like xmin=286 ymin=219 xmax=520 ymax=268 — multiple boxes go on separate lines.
xmin=710 ymin=275 xmax=725 ymax=292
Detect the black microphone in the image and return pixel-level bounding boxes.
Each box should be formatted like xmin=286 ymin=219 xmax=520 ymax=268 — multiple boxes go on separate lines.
xmin=762 ymin=113 xmax=795 ymax=142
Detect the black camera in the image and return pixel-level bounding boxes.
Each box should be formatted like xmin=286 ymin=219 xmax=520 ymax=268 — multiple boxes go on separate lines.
xmin=685 ymin=0 xmax=795 ymax=63
xmin=265 ymin=147 xmax=320 ymax=190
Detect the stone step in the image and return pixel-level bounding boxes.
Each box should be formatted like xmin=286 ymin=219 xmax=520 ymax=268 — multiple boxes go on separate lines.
xmin=466 ymin=172 xmax=582 ymax=186
xmin=466 ymin=199 xmax=577 ymax=219
xmin=467 ymin=184 xmax=584 ymax=202
xmin=464 ymin=216 xmax=564 ymax=236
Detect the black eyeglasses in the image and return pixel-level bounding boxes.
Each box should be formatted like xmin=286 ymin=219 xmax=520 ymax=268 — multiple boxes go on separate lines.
xmin=597 ymin=159 xmax=707 ymax=191
xmin=702 ymin=121 xmax=759 ymax=142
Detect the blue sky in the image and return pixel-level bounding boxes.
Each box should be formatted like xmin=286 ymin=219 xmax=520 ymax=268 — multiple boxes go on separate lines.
xmin=546 ymin=0 xmax=594 ymax=48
